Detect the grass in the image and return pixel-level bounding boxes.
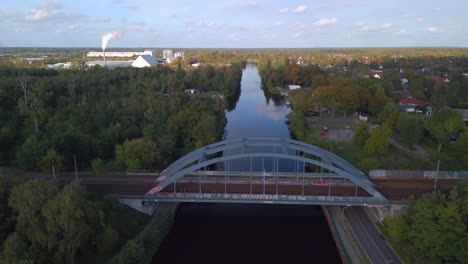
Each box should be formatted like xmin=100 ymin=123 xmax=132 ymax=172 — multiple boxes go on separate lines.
xmin=377 ymin=223 xmax=413 ymax=264
xmin=82 ymin=194 xmax=151 ymax=264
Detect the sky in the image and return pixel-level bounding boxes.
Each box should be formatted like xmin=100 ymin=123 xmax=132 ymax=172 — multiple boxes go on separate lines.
xmin=1 ymin=0 xmax=468 ymax=48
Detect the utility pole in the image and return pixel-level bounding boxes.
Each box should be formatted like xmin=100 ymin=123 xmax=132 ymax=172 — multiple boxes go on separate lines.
xmin=52 ymin=165 xmax=56 ymax=180
xmin=74 ymin=154 xmax=78 ymax=180
xmin=434 ymin=159 xmax=440 ymax=190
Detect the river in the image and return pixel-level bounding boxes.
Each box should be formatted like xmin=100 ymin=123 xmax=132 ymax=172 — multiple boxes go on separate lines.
xmin=152 ymin=64 xmax=341 ymax=264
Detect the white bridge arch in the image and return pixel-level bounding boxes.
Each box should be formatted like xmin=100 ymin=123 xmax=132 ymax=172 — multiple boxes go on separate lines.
xmin=146 ymin=138 xmax=388 ymax=206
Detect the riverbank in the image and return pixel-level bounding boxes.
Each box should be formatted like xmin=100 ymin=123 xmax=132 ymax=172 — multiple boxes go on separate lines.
xmin=110 ymin=203 xmax=177 ymax=264
xmin=322 ymin=206 xmax=371 ymax=264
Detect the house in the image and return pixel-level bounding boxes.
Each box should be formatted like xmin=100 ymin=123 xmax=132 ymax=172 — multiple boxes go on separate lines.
xmin=462 ymin=73 xmax=468 ymax=77
xmin=400 ymin=78 xmax=409 ymax=86
xmin=369 ymin=72 xmax=381 ymax=79
xmin=443 ymin=78 xmax=450 ymax=84
xmin=288 ymin=85 xmax=301 ymax=90
xmin=397 ymin=90 xmax=411 ymax=99
xmin=399 ymin=97 xmax=423 ymax=113
xmin=422 ymin=68 xmax=433 ymax=75
xmin=185 ymin=89 xmax=203 ymax=94
xmin=131 ymin=55 xmax=160 ymax=68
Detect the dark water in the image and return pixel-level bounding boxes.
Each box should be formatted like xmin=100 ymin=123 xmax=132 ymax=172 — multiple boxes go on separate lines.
xmin=152 ymin=65 xmax=341 ymax=264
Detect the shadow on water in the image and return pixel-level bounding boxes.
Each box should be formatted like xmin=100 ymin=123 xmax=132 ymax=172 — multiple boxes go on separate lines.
xmin=152 ymin=203 xmax=341 ymax=264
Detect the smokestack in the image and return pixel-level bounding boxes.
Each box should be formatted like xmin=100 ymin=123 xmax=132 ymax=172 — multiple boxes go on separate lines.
xmin=101 ymin=31 xmax=122 ymax=67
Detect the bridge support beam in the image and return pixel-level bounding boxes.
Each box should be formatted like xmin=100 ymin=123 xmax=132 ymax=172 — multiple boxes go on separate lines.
xmin=119 ymin=198 xmax=159 ymax=215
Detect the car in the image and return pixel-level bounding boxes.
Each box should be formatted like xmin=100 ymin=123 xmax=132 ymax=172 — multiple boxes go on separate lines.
xmin=322 ymin=126 xmax=329 ymax=132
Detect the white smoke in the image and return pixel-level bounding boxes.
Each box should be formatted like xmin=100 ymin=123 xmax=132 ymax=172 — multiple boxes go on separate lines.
xmin=101 ymin=31 xmax=122 ymax=50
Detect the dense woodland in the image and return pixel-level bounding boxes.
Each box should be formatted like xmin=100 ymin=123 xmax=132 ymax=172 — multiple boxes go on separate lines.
xmin=0 ymin=177 xmax=155 ymax=263
xmin=0 ymin=62 xmax=242 ymax=172
xmin=382 ymin=180 xmax=468 ymax=264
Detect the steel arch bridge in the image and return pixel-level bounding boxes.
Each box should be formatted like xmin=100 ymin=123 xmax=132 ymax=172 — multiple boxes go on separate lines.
xmin=145 ymin=137 xmax=389 ymax=206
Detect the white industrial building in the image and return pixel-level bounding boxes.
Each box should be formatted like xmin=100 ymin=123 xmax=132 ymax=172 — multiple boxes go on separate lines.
xmin=174 ymin=51 xmax=185 ymax=60
xmin=87 ymin=50 xmax=153 ymax=58
xmin=163 ymin=50 xmax=174 ymax=63
xmin=131 ymin=55 xmax=161 ymax=68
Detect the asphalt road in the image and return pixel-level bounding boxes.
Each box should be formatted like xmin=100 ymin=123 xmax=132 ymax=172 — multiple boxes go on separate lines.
xmin=344 ymin=206 xmax=402 ymax=264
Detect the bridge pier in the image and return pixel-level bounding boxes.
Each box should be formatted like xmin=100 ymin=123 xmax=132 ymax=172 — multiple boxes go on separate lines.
xmin=119 ymin=198 xmax=159 ymax=215
xmin=365 ymin=204 xmax=407 ymax=222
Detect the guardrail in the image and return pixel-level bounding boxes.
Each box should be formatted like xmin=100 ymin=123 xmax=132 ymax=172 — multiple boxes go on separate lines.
xmin=369 ymin=170 xmax=468 ymax=179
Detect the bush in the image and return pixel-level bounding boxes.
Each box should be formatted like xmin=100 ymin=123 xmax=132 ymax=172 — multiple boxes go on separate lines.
xmin=91 ymin=158 xmax=105 ymax=173
xmin=360 ymin=158 xmax=381 ymax=173
xmin=111 ymin=240 xmax=144 ymax=264
xmin=96 ymin=226 xmax=119 ymax=256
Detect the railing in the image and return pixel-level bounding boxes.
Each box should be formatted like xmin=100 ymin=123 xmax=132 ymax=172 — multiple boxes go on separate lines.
xmin=369 ymin=170 xmax=468 ymax=179
xmin=147 ymin=192 xmax=388 ymax=206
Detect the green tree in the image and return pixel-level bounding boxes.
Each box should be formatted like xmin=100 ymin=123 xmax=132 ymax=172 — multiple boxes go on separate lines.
xmin=111 ymin=240 xmax=144 ymax=264
xmin=449 ymin=130 xmax=468 ymax=170
xmin=364 ymin=125 xmax=392 ymax=155
xmin=115 ymin=139 xmax=158 ymax=170
xmin=368 ymin=87 xmax=390 ymax=116
xmin=37 ymin=149 xmax=63 ymax=173
xmin=91 ymin=158 xmax=105 ymax=172
xmin=359 ymin=158 xmax=381 ymax=173
xmin=427 ymin=107 xmax=464 ymax=152
xmin=377 ymin=102 xmax=400 ymax=131
xmin=293 ymin=89 xmax=309 ymax=113
xmin=95 ymin=226 xmax=119 ymax=256
xmin=191 ymin=114 xmax=217 ymax=149
xmin=0 ymin=176 xmax=22 ymax=243
xmin=14 ymin=136 xmax=48 ymax=171
xmin=397 ymin=114 xmax=424 ymax=146
xmin=1 ymin=232 xmax=31 ymax=264
xmin=382 ymin=215 xmax=405 ymax=242
xmin=41 ymin=181 xmax=103 ymax=264
xmin=8 ymin=180 xmax=59 ymax=258
xmin=404 ymin=192 xmax=466 ymax=263
xmin=353 ymin=122 xmax=370 ymax=146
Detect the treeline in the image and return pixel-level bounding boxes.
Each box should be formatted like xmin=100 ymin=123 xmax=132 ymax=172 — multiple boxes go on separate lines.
xmin=257 ymin=57 xmax=327 ymax=91
xmin=0 ymin=62 xmax=242 ymax=172
xmin=381 ymin=180 xmax=468 ymax=264
xmin=0 ymin=176 xmax=149 ymax=263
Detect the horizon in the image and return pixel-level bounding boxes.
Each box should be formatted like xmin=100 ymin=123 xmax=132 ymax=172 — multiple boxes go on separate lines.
xmin=1 ymin=0 xmax=467 ymax=48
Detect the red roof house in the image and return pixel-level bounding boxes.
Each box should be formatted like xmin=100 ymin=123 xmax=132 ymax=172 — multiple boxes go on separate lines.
xmin=399 ymin=97 xmax=422 ymax=106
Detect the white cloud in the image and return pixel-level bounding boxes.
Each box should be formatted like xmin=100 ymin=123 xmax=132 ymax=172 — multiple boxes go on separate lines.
xmin=290 ymin=23 xmax=305 ymax=29
xmin=247 ymin=2 xmax=257 ymax=8
xmin=314 ymin=18 xmax=337 ymax=27
xmin=294 ymin=32 xmax=303 ymax=38
xmin=280 ymin=5 xmax=309 ymax=14
xmin=427 ymin=26 xmax=441 ymax=33
xmin=275 ymin=21 xmax=284 ymax=26
xmin=227 ymin=33 xmax=241 ymax=42
xmin=360 ymin=23 xmax=393 ymax=32
xmin=95 ymin=17 xmax=112 ymax=23
xmin=0 ymin=10 xmax=19 ymax=21
xmin=24 ymin=1 xmax=84 ymax=22
xmin=398 ymin=29 xmax=411 ymax=35
xmin=25 ymin=8 xmax=55 ymax=21
xmin=416 ymin=18 xmax=424 ymax=23
xmin=292 ymin=5 xmax=308 ymax=13
xmin=196 ymin=21 xmax=217 ymax=28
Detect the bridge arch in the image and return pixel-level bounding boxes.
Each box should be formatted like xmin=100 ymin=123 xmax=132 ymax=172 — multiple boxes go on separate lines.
xmin=147 ymin=138 xmax=388 ymax=205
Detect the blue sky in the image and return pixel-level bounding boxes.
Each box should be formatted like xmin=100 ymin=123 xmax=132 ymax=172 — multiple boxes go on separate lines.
xmin=1 ymin=0 xmax=467 ymax=48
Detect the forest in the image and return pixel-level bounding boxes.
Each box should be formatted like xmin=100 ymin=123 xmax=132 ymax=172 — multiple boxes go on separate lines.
xmin=381 ymin=180 xmax=468 ymax=264
xmin=0 ymin=62 xmax=242 ymax=173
